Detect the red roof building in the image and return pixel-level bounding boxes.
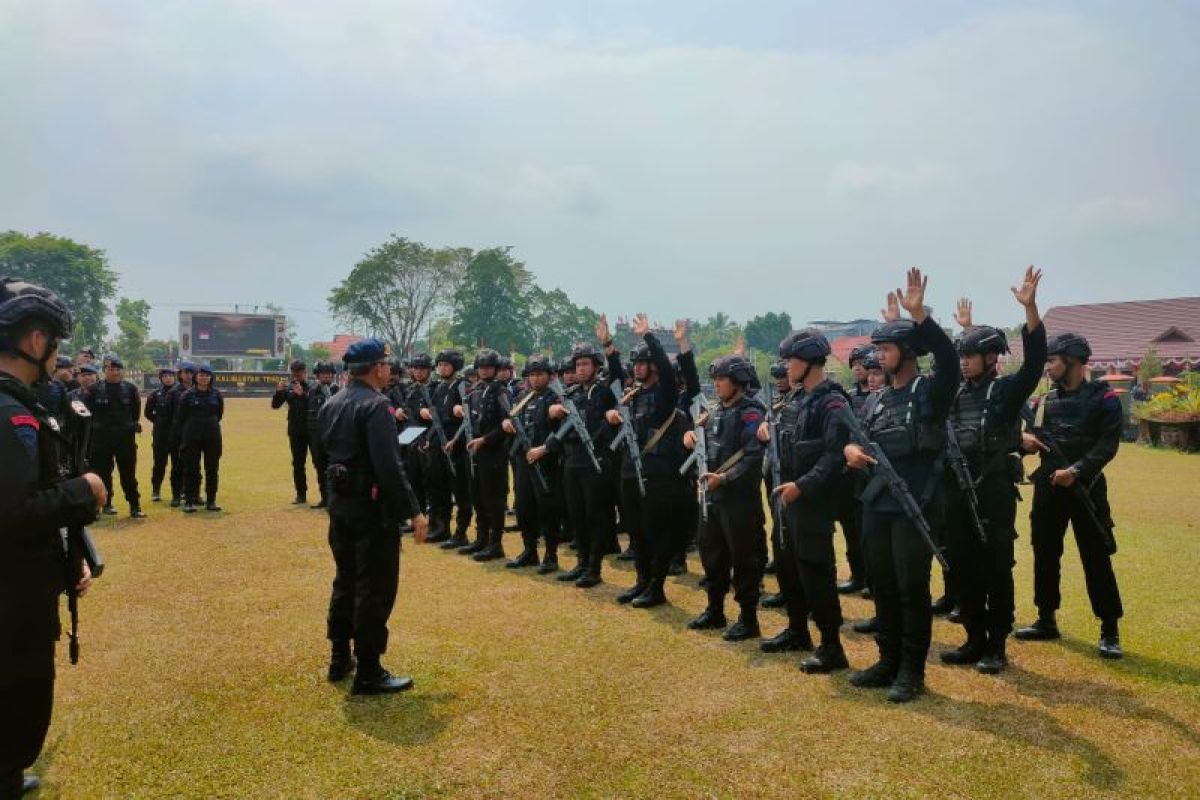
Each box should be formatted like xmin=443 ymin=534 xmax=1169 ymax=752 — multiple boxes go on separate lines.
xmin=830 ymin=335 xmax=872 ymax=365
xmin=311 ymin=334 xmax=363 ymax=362
xmin=1010 ymin=297 xmax=1200 ymax=372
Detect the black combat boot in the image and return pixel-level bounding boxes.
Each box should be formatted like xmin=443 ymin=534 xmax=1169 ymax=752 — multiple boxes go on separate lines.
xmin=327 ymin=640 xmax=355 ymax=682
xmin=667 ymin=553 xmax=687 ymax=576
xmin=977 ymin=634 xmax=1008 ymax=674
xmin=887 ymin=665 xmax=925 ymax=703
xmin=1014 ymin=613 xmax=1061 ymax=641
xmin=182 ymin=500 xmax=198 ymax=514
xmin=722 ymin=607 xmax=761 ymax=641
xmin=473 ymin=541 xmax=505 ymax=562
xmin=760 ymin=627 xmax=814 ymax=653
xmin=616 ymin=575 xmax=648 ymax=605
xmin=129 ymin=506 xmax=146 ymax=519
xmin=151 ymin=489 xmax=162 ymax=502
xmin=852 ymin=616 xmax=879 ymax=634
xmin=575 ymin=567 xmax=602 ymax=588
xmin=425 ymin=517 xmax=450 ymax=544
xmin=1098 ymin=619 xmax=1123 ymax=659
xmin=837 ymin=576 xmax=865 ymax=594
xmin=688 ymin=607 xmax=727 ymax=630
xmin=760 ymin=592 xmax=786 ymax=609
xmin=205 ymin=497 xmax=222 ymax=512
xmin=457 ymin=536 xmax=486 ymax=555
xmin=170 ymin=495 xmax=181 ymax=508
xmin=631 ymin=578 xmax=667 ymax=609
xmin=940 ymin=630 xmax=988 ymax=665
xmin=931 ymin=594 xmax=955 ymax=616
xmin=506 ymin=538 xmax=539 ymax=569
xmin=801 ymin=630 xmax=849 ymax=674
xmin=557 ymin=562 xmax=588 ymax=582
xmin=537 ymin=552 xmax=559 ymax=575
xmin=849 ymin=658 xmax=898 ymax=688
xmin=102 ymin=504 xmax=117 ymax=516
xmin=441 ymin=529 xmax=469 ymax=550
xmin=352 ymin=654 xmax=414 ymax=695
xmin=292 ymin=493 xmax=307 ymax=505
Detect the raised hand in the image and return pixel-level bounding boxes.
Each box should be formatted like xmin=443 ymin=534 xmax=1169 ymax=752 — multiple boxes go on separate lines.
xmin=673 ymin=318 xmax=689 ymax=343
xmin=881 ymin=292 xmax=901 ymax=322
xmin=733 ymin=335 xmax=746 ymax=356
xmin=595 ymin=313 xmax=611 ymax=344
xmin=632 ymin=313 xmax=650 ymax=338
xmin=896 ymin=267 xmax=928 ymax=322
xmin=1011 ymin=265 xmax=1042 ymax=308
xmin=954 ymin=298 xmax=973 ymax=328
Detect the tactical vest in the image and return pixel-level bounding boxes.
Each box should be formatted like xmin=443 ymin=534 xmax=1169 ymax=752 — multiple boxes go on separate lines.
xmin=778 ymin=382 xmax=843 ymax=482
xmin=513 ymin=388 xmax=555 ymax=446
xmin=864 ymin=376 xmax=945 ymax=461
xmin=951 ymin=376 xmax=1020 ymax=460
xmin=850 ymin=386 xmax=870 ymax=415
xmin=632 ymin=384 xmax=687 ymax=471
xmin=705 ymin=394 xmax=764 ymax=473
xmin=90 ymin=381 xmax=138 ymax=430
xmin=1037 ymin=381 xmax=1108 ymax=463
xmin=306 ymin=381 xmax=336 ymax=427
xmin=181 ymin=389 xmax=222 ymax=425
xmin=470 ymin=381 xmax=504 ymax=435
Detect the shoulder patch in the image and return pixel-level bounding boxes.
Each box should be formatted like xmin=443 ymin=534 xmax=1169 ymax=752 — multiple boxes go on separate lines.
xmin=8 ymin=415 xmax=39 ymax=461
xmin=10 ymin=414 xmax=40 ymax=430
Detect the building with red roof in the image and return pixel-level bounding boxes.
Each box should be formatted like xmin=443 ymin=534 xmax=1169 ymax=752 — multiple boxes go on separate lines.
xmin=311 ymin=334 xmax=363 ymax=362
xmin=830 ymin=335 xmax=873 ymax=365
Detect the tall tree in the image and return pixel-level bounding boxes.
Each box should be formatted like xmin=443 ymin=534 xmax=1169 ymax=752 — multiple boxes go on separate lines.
xmin=451 ymin=248 xmax=534 ymax=352
xmin=328 ymin=236 xmax=469 ymax=355
xmin=0 ymin=230 xmax=119 ymax=346
xmin=526 ymin=287 xmax=598 ymax=357
xmin=743 ymin=311 xmax=792 ymax=353
xmin=114 ymin=297 xmax=152 ymax=369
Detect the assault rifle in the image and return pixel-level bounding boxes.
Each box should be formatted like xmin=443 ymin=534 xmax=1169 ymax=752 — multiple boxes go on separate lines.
xmin=609 ymin=382 xmax=646 ymax=497
xmin=679 ymin=394 xmax=710 ymax=521
xmin=61 ymin=399 xmax=105 ymax=665
xmin=548 ymin=378 xmax=603 ymax=474
xmin=944 ymin=420 xmax=988 ymax=545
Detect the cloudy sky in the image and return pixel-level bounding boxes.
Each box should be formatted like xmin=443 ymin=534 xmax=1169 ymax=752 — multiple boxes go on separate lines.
xmin=2 ymin=0 xmax=1197 ymax=343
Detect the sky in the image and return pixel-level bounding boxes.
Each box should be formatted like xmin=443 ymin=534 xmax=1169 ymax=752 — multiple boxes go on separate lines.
xmin=2 ymin=0 xmax=1198 ymax=344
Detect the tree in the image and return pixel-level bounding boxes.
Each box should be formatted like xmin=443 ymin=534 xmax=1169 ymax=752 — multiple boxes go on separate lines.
xmin=744 ymin=311 xmax=792 ymax=353
xmin=526 ymin=287 xmax=599 ymax=357
xmin=692 ymin=313 xmax=742 ymax=354
xmin=1137 ymin=348 xmax=1164 ymax=385
xmin=0 ymin=230 xmax=119 ymax=347
xmin=329 ymin=236 xmax=469 ymax=356
xmin=114 ymin=297 xmax=152 ymax=369
xmin=451 ymin=248 xmax=534 ymax=352
xmin=308 ymin=343 xmax=332 ymax=362
xmin=144 ymin=338 xmax=179 ymax=364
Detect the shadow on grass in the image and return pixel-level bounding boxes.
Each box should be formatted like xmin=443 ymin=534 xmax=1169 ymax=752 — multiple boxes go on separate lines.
xmin=1057 ymin=635 xmax=1200 ymax=688
xmin=342 ymin=688 xmax=457 ymax=747
xmin=831 ymin=679 xmax=1126 ymax=790
xmin=1002 ymin=663 xmax=1200 ymax=746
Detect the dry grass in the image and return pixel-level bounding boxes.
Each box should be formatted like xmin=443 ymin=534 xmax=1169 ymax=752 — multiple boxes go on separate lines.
xmin=34 ymin=399 xmax=1200 ymax=798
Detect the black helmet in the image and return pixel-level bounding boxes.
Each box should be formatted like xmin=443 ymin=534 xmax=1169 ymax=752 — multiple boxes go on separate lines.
xmin=571 ymin=343 xmax=604 ymax=366
xmin=313 ymin=360 xmax=336 ymax=375
xmin=778 ymin=329 xmax=831 ymax=362
xmin=630 ymin=343 xmax=653 ymax=363
xmin=498 ymin=356 xmax=514 ymax=371
xmin=558 ymin=359 xmax=576 ymax=375
xmin=871 ymin=320 xmax=927 ymax=357
xmin=1047 ymin=332 xmax=1091 ymax=362
xmin=463 ymin=366 xmax=478 ymax=380
xmin=0 ymin=276 xmax=73 ymax=340
xmin=408 ymin=352 xmax=433 ymax=369
xmin=957 ymin=326 xmax=1009 ymax=356
xmin=435 ymin=349 xmax=465 ymax=371
xmin=848 ymin=344 xmax=874 ymax=366
xmin=475 ymin=348 xmax=502 ymax=369
xmin=863 ymin=351 xmax=882 ymax=370
xmin=769 ymin=361 xmax=787 ymax=380
xmin=524 ymin=354 xmax=554 ymax=375
xmin=708 ymin=354 xmax=756 ymax=386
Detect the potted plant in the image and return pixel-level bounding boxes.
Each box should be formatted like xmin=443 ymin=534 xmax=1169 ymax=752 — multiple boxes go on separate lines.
xmin=1134 ymin=372 xmax=1200 ymax=451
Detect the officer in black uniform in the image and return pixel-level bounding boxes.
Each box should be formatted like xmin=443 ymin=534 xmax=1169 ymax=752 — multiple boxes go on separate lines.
xmin=271 ymin=359 xmax=312 ymax=504
xmin=546 ymin=342 xmax=619 ymax=584
xmin=455 ymin=349 xmax=510 ymax=561
xmin=430 ymin=350 xmax=473 ymax=549
xmin=320 ymin=338 xmax=428 ymax=694
xmin=71 ymin=362 xmax=99 ymax=400
xmin=35 ymin=356 xmax=72 ymax=428
xmin=168 ymin=362 xmax=198 ymax=506
xmin=844 ymin=269 xmax=959 ymax=702
xmin=1016 ymin=331 xmax=1125 ymax=659
xmin=306 ymin=361 xmax=340 ymax=510
xmin=398 ymin=353 xmax=435 ymax=517
xmin=685 ymin=355 xmax=768 ymax=641
xmin=144 ymin=367 xmax=177 ymax=503
xmin=501 ymin=355 xmax=564 ymax=572
xmin=83 ymin=353 xmax=145 ymax=518
xmin=0 ymin=277 xmax=105 ymax=798
xmin=176 ymin=363 xmax=225 ymax=513
xmin=939 ymin=267 xmax=1047 ymax=673
xmin=760 ymin=360 xmax=793 ymax=608
xmin=605 ymin=313 xmax=692 ymax=608
xmin=759 ymin=330 xmax=853 ymax=672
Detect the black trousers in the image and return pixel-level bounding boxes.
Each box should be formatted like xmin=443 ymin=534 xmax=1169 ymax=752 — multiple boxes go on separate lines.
xmin=563 ymin=465 xmax=616 ymax=574
xmin=863 ymin=507 xmax=933 ymax=677
xmin=472 ymin=454 xmax=509 ymax=546
xmin=288 ymin=430 xmax=310 ymax=496
xmin=150 ymin=431 xmax=174 ymax=494
xmin=181 ymin=424 xmax=222 ymax=503
xmin=92 ymin=430 xmax=140 ymax=506
xmin=428 ymin=446 xmax=472 ymax=536
xmin=514 ymin=461 xmax=562 ymax=556
xmin=170 ymin=436 xmax=186 ymax=499
xmin=944 ymin=473 xmax=1018 ymax=638
xmin=699 ymin=485 xmax=767 ymax=611
xmin=0 ymin=645 xmax=54 ymax=799
xmin=308 ymin=426 xmax=330 ymax=503
xmin=836 ymin=479 xmax=866 ymax=582
xmin=781 ymin=506 xmax=844 ymax=636
xmin=1029 ymin=475 xmax=1123 ymax=622
xmin=620 ymin=474 xmax=692 ymax=584
xmin=326 ymin=498 xmax=401 ymax=656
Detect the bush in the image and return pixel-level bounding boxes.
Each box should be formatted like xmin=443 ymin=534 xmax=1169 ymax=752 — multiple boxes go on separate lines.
xmin=1134 ymin=382 xmax=1200 ymax=422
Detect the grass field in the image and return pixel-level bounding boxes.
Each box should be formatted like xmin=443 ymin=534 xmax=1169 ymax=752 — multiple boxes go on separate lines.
xmin=32 ymin=398 xmax=1200 ymax=798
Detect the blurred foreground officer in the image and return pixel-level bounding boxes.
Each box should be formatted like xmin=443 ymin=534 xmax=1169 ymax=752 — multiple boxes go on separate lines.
xmin=0 ymin=277 xmax=106 ymax=798
xmin=320 ymin=339 xmax=429 ymax=694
